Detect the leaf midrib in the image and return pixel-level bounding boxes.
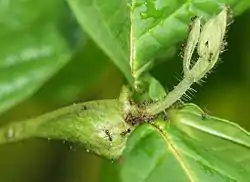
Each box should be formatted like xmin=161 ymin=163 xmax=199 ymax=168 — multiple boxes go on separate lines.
xmin=152 ymin=123 xmax=196 ymax=182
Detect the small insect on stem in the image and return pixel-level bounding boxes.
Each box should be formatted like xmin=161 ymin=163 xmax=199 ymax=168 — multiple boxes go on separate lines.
xmin=162 ymin=113 xmax=168 ymax=121
xmin=158 ymin=110 xmax=168 ymax=121
xmin=201 ymin=112 xmax=209 ymax=120
xmin=76 ymin=105 xmax=88 ymax=117
xmin=120 ymin=128 xmax=131 ymax=137
xmin=104 ymin=130 xmax=113 ymax=142
xmin=82 ymin=105 xmax=87 ymax=110
xmin=208 ymin=52 xmax=213 ymax=62
xmin=201 ymin=107 xmax=212 ymax=120
xmin=205 ymin=41 xmax=209 ymax=47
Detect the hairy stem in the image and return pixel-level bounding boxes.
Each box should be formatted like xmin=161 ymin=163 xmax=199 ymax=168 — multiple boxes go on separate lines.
xmin=145 ymin=75 xmax=194 ymax=115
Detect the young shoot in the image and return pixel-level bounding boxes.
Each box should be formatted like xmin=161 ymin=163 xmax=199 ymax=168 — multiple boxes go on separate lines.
xmin=145 ymin=8 xmax=229 ymax=115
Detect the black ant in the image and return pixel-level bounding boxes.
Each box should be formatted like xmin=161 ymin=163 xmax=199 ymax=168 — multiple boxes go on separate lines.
xmin=120 ymin=128 xmax=131 ymax=137
xmin=104 ymin=129 xmax=113 ymax=142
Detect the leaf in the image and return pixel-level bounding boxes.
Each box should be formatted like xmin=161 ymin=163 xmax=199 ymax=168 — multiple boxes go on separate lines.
xmin=67 ymin=0 xmax=133 ymax=84
xmin=121 ymin=103 xmax=250 ymax=182
xmin=233 ymin=1 xmax=250 ymax=15
xmin=0 ymin=1 xmax=79 ymax=115
xmin=98 ymin=160 xmax=121 ymax=182
xmin=130 ymin=0 xmax=250 ymax=83
xmin=147 ymin=76 xmax=166 ymax=101
xmin=35 ymin=39 xmax=111 ymax=105
xmin=67 ymin=0 xmax=250 ymax=97
xmin=132 ymin=73 xmax=167 ymax=102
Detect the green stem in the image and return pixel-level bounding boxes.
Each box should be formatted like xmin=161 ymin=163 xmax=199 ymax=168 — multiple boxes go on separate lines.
xmin=0 ymin=99 xmax=133 ymax=160
xmin=145 ymin=76 xmax=194 ymax=115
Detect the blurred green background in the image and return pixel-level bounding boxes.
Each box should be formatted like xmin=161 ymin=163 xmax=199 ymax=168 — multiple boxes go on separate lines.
xmin=0 ymin=2 xmax=250 ymax=182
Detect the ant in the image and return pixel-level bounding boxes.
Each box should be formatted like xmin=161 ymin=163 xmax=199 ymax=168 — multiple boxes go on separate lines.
xmin=120 ymin=128 xmax=131 ymax=137
xmin=104 ymin=129 xmax=113 ymax=142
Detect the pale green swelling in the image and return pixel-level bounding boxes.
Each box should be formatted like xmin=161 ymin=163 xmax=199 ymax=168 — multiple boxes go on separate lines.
xmin=0 ymin=99 xmax=131 ymax=160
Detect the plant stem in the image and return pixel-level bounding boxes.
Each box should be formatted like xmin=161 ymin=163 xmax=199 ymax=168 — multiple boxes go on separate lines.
xmin=145 ymin=76 xmax=194 ymax=115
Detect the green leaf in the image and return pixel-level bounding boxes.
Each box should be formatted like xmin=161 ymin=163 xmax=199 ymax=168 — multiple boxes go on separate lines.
xmin=0 ymin=1 xmax=79 ymax=114
xmin=67 ymin=0 xmax=133 ymax=84
xmin=66 ymin=0 xmax=250 ymax=97
xmin=231 ymin=1 xmax=250 ymax=15
xmin=147 ymin=76 xmax=166 ymax=101
xmin=130 ymin=0 xmax=250 ymax=83
xmin=121 ymin=103 xmax=250 ymax=182
xmin=35 ymin=39 xmax=111 ymax=105
xmin=134 ymin=74 xmax=167 ymax=101
xmin=98 ymin=160 xmax=121 ymax=182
